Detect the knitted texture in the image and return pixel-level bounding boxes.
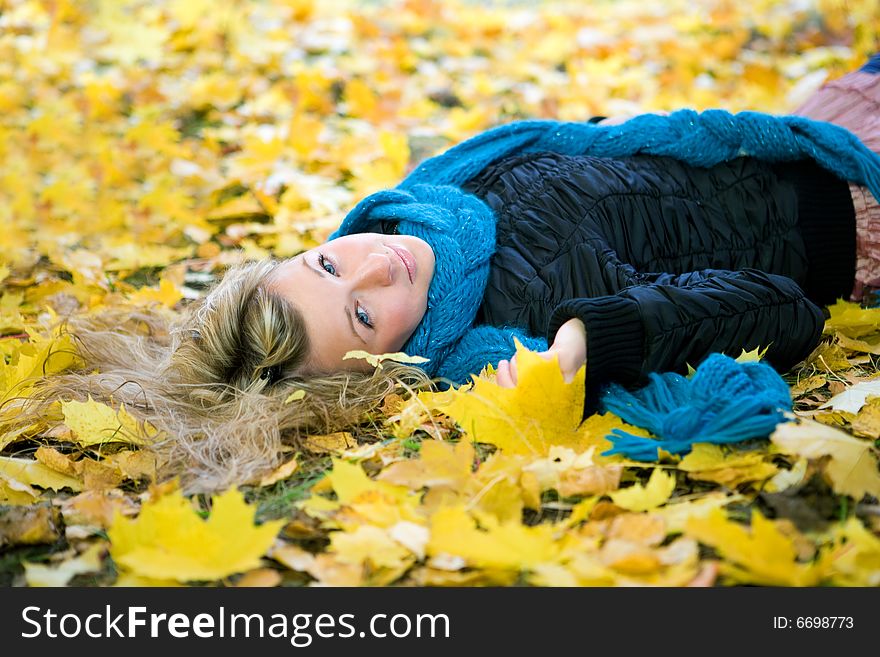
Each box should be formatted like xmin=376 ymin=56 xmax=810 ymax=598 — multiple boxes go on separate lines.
xmin=599 ymin=353 xmax=793 ymax=460
xmin=403 ymin=110 xmax=880 ymax=200
xmin=330 ymin=109 xmax=880 ymax=386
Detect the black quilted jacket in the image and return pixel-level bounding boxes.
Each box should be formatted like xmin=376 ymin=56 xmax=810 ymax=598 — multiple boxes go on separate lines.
xmin=457 ymin=152 xmax=856 ymax=415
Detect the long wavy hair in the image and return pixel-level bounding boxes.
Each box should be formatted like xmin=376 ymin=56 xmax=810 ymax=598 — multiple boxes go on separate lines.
xmin=3 ymin=257 xmax=434 ymax=493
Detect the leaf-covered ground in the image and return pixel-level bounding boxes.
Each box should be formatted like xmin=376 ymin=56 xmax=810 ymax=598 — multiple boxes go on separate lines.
xmin=1 ymin=0 xmax=879 ymax=587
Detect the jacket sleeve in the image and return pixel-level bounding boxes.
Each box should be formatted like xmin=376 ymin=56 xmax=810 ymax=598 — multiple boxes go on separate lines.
xmin=546 ymin=267 xmax=826 ymax=418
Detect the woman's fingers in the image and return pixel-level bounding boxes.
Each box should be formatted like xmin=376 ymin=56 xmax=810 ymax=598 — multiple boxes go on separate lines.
xmin=498 ymin=348 xmax=585 ymax=387
xmin=495 ymin=359 xmax=514 ymax=388
xmin=495 ymin=357 xmax=519 ymax=388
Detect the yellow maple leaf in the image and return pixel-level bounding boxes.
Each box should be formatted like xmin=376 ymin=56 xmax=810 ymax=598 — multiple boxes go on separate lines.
xmin=426 ymin=506 xmax=561 ymax=571
xmin=827 ymin=517 xmax=880 ymax=586
xmin=609 ymin=468 xmax=676 ymax=512
xmin=0 ymin=472 xmax=41 ymax=505
xmin=329 ymin=524 xmax=414 ymax=569
xmin=654 ymin=492 xmax=745 ymax=534
xmin=835 ymin=332 xmax=880 ymax=355
xmin=61 ymin=395 xmax=161 ymax=447
xmin=377 ymin=439 xmax=475 ymax=491
xmin=0 ymin=332 xmax=80 ymax=407
xmin=0 ymin=456 xmax=83 ymax=492
xmin=342 ymin=350 xmax=429 ymax=369
xmin=770 ymin=419 xmax=880 ymax=500
xmin=128 ymin=277 xmax=184 ymax=308
xmin=685 ymin=508 xmax=826 ymax=586
xmin=344 ymin=78 xmax=380 ymax=120
xmin=678 ymin=443 xmax=778 ymax=488
xmin=325 ymin=458 xmax=412 ymax=506
xmin=734 ymin=345 xmax=770 ymax=362
xmin=108 ymin=487 xmax=284 ymax=582
xmin=823 ymin=299 xmax=880 ymax=338
xmin=422 ymin=338 xmax=588 ymax=456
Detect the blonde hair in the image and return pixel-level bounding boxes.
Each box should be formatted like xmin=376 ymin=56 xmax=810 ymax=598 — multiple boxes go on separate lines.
xmin=4 ymin=258 xmax=433 ymax=493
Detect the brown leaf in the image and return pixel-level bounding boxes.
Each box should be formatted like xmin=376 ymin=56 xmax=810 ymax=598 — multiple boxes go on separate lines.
xmin=280 ymin=510 xmax=327 ymax=540
xmin=104 ymin=450 xmax=157 ymax=482
xmin=233 ymin=568 xmax=282 ymax=587
xmin=303 ymin=432 xmax=357 ymax=455
xmin=851 ymin=398 xmax=880 ymax=439
xmin=599 ymin=538 xmax=662 ymax=575
xmin=790 ymin=374 xmax=827 ymax=397
xmin=80 ymin=459 xmax=124 ymax=491
xmin=607 ymin=513 xmax=666 ymax=546
xmin=557 ymin=464 xmax=622 ymax=497
xmin=34 ymin=446 xmax=80 ymax=477
xmin=0 ymin=503 xmax=62 ymax=547
xmin=58 ymin=489 xmax=138 ymax=529
xmin=589 ymin=500 xmax=627 ymax=521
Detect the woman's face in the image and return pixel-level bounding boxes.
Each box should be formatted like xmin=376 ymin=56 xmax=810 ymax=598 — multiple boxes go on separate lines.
xmin=267 ymin=233 xmax=435 ymax=373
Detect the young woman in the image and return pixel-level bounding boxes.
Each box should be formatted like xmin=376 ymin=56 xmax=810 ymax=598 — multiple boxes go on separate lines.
xmin=10 ymin=56 xmax=880 ymax=491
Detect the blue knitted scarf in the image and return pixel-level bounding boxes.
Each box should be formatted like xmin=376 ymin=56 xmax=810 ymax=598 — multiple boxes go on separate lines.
xmin=600 ymin=352 xmax=793 ymax=460
xmin=329 ymin=109 xmax=880 ymax=386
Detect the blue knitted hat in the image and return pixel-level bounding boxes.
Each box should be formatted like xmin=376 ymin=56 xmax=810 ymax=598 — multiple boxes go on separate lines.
xmin=327 ymin=184 xmax=546 ymax=383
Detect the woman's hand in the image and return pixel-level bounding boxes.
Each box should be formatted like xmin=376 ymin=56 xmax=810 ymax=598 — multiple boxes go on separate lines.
xmin=495 ymin=317 xmax=587 ymax=388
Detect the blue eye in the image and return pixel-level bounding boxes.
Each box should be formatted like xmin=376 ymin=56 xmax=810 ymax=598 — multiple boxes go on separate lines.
xmin=318 ymin=253 xmax=336 ymax=275
xmin=316 ymin=252 xmax=374 ymax=330
xmin=356 ymin=305 xmax=373 ymax=328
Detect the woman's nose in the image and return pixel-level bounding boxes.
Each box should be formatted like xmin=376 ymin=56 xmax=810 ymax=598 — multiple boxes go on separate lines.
xmin=355 ymin=252 xmax=393 ymax=287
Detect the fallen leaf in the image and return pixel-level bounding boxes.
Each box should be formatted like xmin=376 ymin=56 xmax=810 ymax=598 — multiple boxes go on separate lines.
xmin=61 ymin=395 xmax=159 ymax=447
xmin=823 ymin=299 xmax=880 ymax=338
xmin=770 ymin=419 xmax=880 ymax=500
xmin=0 ymin=456 xmax=83 ymax=492
xmin=59 ymin=489 xmax=139 ymax=529
xmin=0 ymin=473 xmax=41 ymax=505
xmin=256 ymin=456 xmax=299 ymax=487
xmin=426 ymin=505 xmax=561 ymax=571
xmin=284 ymin=389 xmax=306 ymax=404
xmin=609 ymin=469 xmax=676 ymax=512
xmin=377 ymin=439 xmax=474 ymax=490
xmin=819 ymin=377 xmax=880 ymax=414
xmin=24 ymin=542 xmax=106 ymax=587
xmin=342 ymin=350 xmax=429 ymax=369
xmin=678 ymin=443 xmax=778 ymax=488
xmin=685 ymin=508 xmax=827 ymax=586
xmin=851 ymin=397 xmax=880 ymax=439
xmin=0 ymin=503 xmax=63 ymax=547
xmin=423 ymin=338 xmax=589 ymax=456
xmin=303 ymin=432 xmax=357 ymax=455
xmin=827 ymin=517 xmax=880 ymax=586
xmin=233 ymin=568 xmax=282 ymax=587
xmin=108 ymin=487 xmax=284 ymax=582
xmin=329 ymin=524 xmax=414 ymax=569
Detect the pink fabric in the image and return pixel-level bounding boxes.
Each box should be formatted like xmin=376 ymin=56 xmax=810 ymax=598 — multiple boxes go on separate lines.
xmin=849 ymin=183 xmax=880 ymax=302
xmin=793 ymin=70 xmax=880 ymax=152
xmin=793 ymin=69 xmax=880 ymax=302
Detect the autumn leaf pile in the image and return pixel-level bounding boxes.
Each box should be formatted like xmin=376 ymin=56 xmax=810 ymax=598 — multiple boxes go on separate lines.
xmin=1 ymin=0 xmax=879 ymax=587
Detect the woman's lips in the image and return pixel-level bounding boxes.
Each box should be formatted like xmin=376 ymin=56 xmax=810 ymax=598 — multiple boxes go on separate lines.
xmin=388 ymin=244 xmax=415 ymax=284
